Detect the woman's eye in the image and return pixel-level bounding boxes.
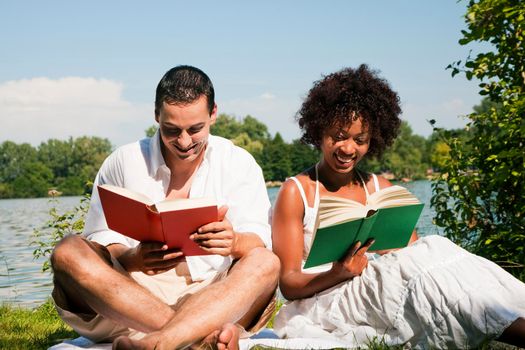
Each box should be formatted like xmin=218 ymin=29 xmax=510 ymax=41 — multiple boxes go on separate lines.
xmin=333 ymin=133 xmax=346 ymax=141
xmin=355 ymin=137 xmax=368 ymax=145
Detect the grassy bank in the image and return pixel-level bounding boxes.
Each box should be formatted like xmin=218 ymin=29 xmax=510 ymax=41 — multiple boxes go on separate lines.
xmin=0 ymin=299 xmax=77 ymax=349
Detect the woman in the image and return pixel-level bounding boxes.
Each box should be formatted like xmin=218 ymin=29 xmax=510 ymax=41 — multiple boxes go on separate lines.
xmin=272 ymin=65 xmax=525 ymax=348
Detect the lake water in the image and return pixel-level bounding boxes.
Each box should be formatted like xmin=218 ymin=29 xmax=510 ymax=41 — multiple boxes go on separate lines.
xmin=0 ymin=181 xmax=439 ymax=308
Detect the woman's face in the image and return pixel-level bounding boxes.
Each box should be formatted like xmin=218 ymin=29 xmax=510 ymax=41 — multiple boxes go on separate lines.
xmin=319 ymin=117 xmax=370 ymax=174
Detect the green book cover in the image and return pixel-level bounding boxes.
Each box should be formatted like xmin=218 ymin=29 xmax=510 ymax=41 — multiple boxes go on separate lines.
xmin=303 ymin=203 xmax=424 ymax=269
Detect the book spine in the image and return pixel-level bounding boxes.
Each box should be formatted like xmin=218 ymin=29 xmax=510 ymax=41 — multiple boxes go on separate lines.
xmin=357 ymin=212 xmax=378 ymax=245
xmin=146 ymin=207 xmax=164 ymax=243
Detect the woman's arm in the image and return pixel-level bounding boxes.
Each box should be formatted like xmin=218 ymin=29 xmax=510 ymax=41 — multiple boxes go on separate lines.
xmin=272 ymin=179 xmax=369 ymax=300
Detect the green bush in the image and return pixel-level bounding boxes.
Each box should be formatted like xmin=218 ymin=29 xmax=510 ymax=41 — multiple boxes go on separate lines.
xmin=431 ymin=0 xmax=525 ymax=280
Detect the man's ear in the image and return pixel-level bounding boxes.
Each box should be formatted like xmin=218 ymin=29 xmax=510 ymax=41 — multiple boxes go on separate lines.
xmin=210 ymin=104 xmax=218 ymax=125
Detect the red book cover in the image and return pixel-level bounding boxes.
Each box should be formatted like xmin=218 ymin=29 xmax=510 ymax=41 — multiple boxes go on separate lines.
xmin=97 ymin=184 xmax=217 ymax=256
xmin=159 ymin=206 xmax=218 ymax=256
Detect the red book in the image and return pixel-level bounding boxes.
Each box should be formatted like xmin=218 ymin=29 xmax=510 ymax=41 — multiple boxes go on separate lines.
xmin=97 ymin=184 xmax=218 ymax=256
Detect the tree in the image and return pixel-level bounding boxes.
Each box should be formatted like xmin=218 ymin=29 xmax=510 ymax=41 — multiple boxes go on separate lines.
xmin=11 ymin=161 xmax=53 ymax=198
xmin=382 ymin=122 xmax=428 ymax=180
xmin=145 ymin=125 xmax=158 ymax=137
xmin=0 ymin=141 xmax=38 ymax=183
xmin=211 ymin=114 xmax=270 ymax=143
xmin=37 ymin=137 xmax=111 ymax=195
xmin=431 ymin=0 xmax=525 ymax=279
xmin=361 ymin=121 xmax=431 ymax=179
xmin=0 ymin=141 xmax=38 ymax=198
xmin=259 ymin=133 xmax=292 ymax=181
xmin=211 ymin=114 xmax=242 ymax=140
xmin=231 ymin=133 xmax=264 ymax=155
xmin=240 ymin=115 xmax=271 ymax=141
xmin=289 ymin=140 xmax=320 ymax=174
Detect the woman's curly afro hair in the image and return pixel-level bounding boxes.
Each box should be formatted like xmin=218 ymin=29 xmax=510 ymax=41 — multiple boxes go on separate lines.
xmin=297 ymin=64 xmax=402 ymax=158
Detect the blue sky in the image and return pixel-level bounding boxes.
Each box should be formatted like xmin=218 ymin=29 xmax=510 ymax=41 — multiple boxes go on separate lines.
xmin=0 ymin=1 xmax=483 ymax=147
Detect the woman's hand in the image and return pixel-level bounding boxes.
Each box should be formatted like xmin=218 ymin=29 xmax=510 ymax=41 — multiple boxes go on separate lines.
xmin=331 ymin=239 xmax=374 ymax=280
xmin=117 ymin=242 xmax=184 ymax=275
xmin=190 ymin=206 xmax=239 ymax=257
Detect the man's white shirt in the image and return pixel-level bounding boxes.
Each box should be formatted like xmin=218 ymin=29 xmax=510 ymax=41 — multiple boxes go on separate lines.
xmin=83 ymin=131 xmax=272 ymax=281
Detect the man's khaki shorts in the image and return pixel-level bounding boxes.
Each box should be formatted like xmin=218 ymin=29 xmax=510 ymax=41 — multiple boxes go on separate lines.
xmin=52 ymin=239 xmax=276 ymax=343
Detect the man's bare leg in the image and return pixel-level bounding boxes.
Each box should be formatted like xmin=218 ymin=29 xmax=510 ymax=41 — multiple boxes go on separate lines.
xmin=51 ymin=235 xmax=175 ymax=333
xmin=113 ymin=247 xmax=279 ymax=350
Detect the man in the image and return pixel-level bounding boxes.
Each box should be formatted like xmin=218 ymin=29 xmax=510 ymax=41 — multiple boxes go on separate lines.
xmin=51 ymin=65 xmax=279 ymax=350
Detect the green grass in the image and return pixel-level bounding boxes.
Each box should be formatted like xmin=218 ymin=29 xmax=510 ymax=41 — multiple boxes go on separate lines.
xmin=0 ymin=299 xmax=77 ymax=349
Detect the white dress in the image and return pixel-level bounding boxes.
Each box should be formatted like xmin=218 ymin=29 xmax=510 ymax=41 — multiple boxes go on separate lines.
xmin=273 ymin=172 xmax=525 ymax=349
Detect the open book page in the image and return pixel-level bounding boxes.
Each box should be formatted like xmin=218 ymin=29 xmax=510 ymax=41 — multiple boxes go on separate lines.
xmin=317 ymin=185 xmax=420 ymax=228
xmin=367 ymin=185 xmax=421 ymax=208
xmin=99 ymin=184 xmax=154 ymax=206
xmin=99 ymin=184 xmax=216 ymax=213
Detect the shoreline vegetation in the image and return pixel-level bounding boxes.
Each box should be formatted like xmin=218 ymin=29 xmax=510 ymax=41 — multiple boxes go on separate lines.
xmin=1 ymin=116 xmax=455 ymax=200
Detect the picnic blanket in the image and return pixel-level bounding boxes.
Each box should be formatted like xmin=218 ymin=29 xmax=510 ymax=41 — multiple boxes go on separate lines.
xmin=48 ymin=329 xmax=349 ymax=350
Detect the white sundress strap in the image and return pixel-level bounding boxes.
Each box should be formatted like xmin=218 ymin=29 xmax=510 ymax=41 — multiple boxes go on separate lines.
xmin=356 ymin=170 xmax=371 ymax=199
xmin=289 ymin=177 xmax=309 ymax=212
xmin=314 ymin=164 xmax=320 ymax=211
xmin=371 ymin=173 xmax=381 ymax=192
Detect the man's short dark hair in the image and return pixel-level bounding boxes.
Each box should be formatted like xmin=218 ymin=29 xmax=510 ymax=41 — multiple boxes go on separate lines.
xmin=155 ymin=65 xmax=215 ymax=116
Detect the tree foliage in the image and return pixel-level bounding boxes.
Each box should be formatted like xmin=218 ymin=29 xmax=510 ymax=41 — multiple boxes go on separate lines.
xmin=431 ymin=0 xmax=525 ymax=279
xmin=362 ymin=121 xmax=432 ymax=180
xmin=0 ymin=137 xmax=111 ymax=198
xmin=211 ymin=114 xmax=320 ymax=181
xmin=1 ymin=113 xmax=446 ymax=197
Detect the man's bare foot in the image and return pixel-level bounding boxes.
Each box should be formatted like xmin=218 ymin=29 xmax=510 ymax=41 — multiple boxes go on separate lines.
xmin=217 ymin=323 xmax=239 ymax=350
xmin=197 ymin=323 xmax=239 ymax=350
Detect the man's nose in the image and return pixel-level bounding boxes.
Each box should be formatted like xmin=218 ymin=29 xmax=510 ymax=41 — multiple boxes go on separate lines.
xmin=177 ymin=131 xmax=192 ymax=149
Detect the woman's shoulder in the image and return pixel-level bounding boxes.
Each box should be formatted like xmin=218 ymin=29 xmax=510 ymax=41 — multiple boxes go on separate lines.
xmin=280 ymin=168 xmax=317 ymax=202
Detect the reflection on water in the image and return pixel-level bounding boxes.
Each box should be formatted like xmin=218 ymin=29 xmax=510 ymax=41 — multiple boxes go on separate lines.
xmin=0 ymin=196 xmax=82 ymax=308
xmin=0 ymin=181 xmax=438 ymax=308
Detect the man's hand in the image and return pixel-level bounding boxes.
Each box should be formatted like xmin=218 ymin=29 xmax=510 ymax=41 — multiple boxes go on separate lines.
xmin=190 ymin=206 xmax=239 ymax=257
xmin=330 ymin=239 xmax=374 ymax=280
xmin=116 ymin=242 xmax=184 ymax=275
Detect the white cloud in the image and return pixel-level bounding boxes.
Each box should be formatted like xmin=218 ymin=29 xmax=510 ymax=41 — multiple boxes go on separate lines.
xmin=260 ymin=92 xmax=275 ymax=100
xmin=0 ymin=77 xmax=154 ymax=147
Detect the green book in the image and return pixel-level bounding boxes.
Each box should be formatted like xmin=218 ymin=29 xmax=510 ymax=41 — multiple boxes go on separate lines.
xmin=303 ymin=185 xmax=424 ymax=269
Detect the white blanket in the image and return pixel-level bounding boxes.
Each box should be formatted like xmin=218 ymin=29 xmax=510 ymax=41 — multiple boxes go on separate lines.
xmin=48 ymin=329 xmax=348 ymax=350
